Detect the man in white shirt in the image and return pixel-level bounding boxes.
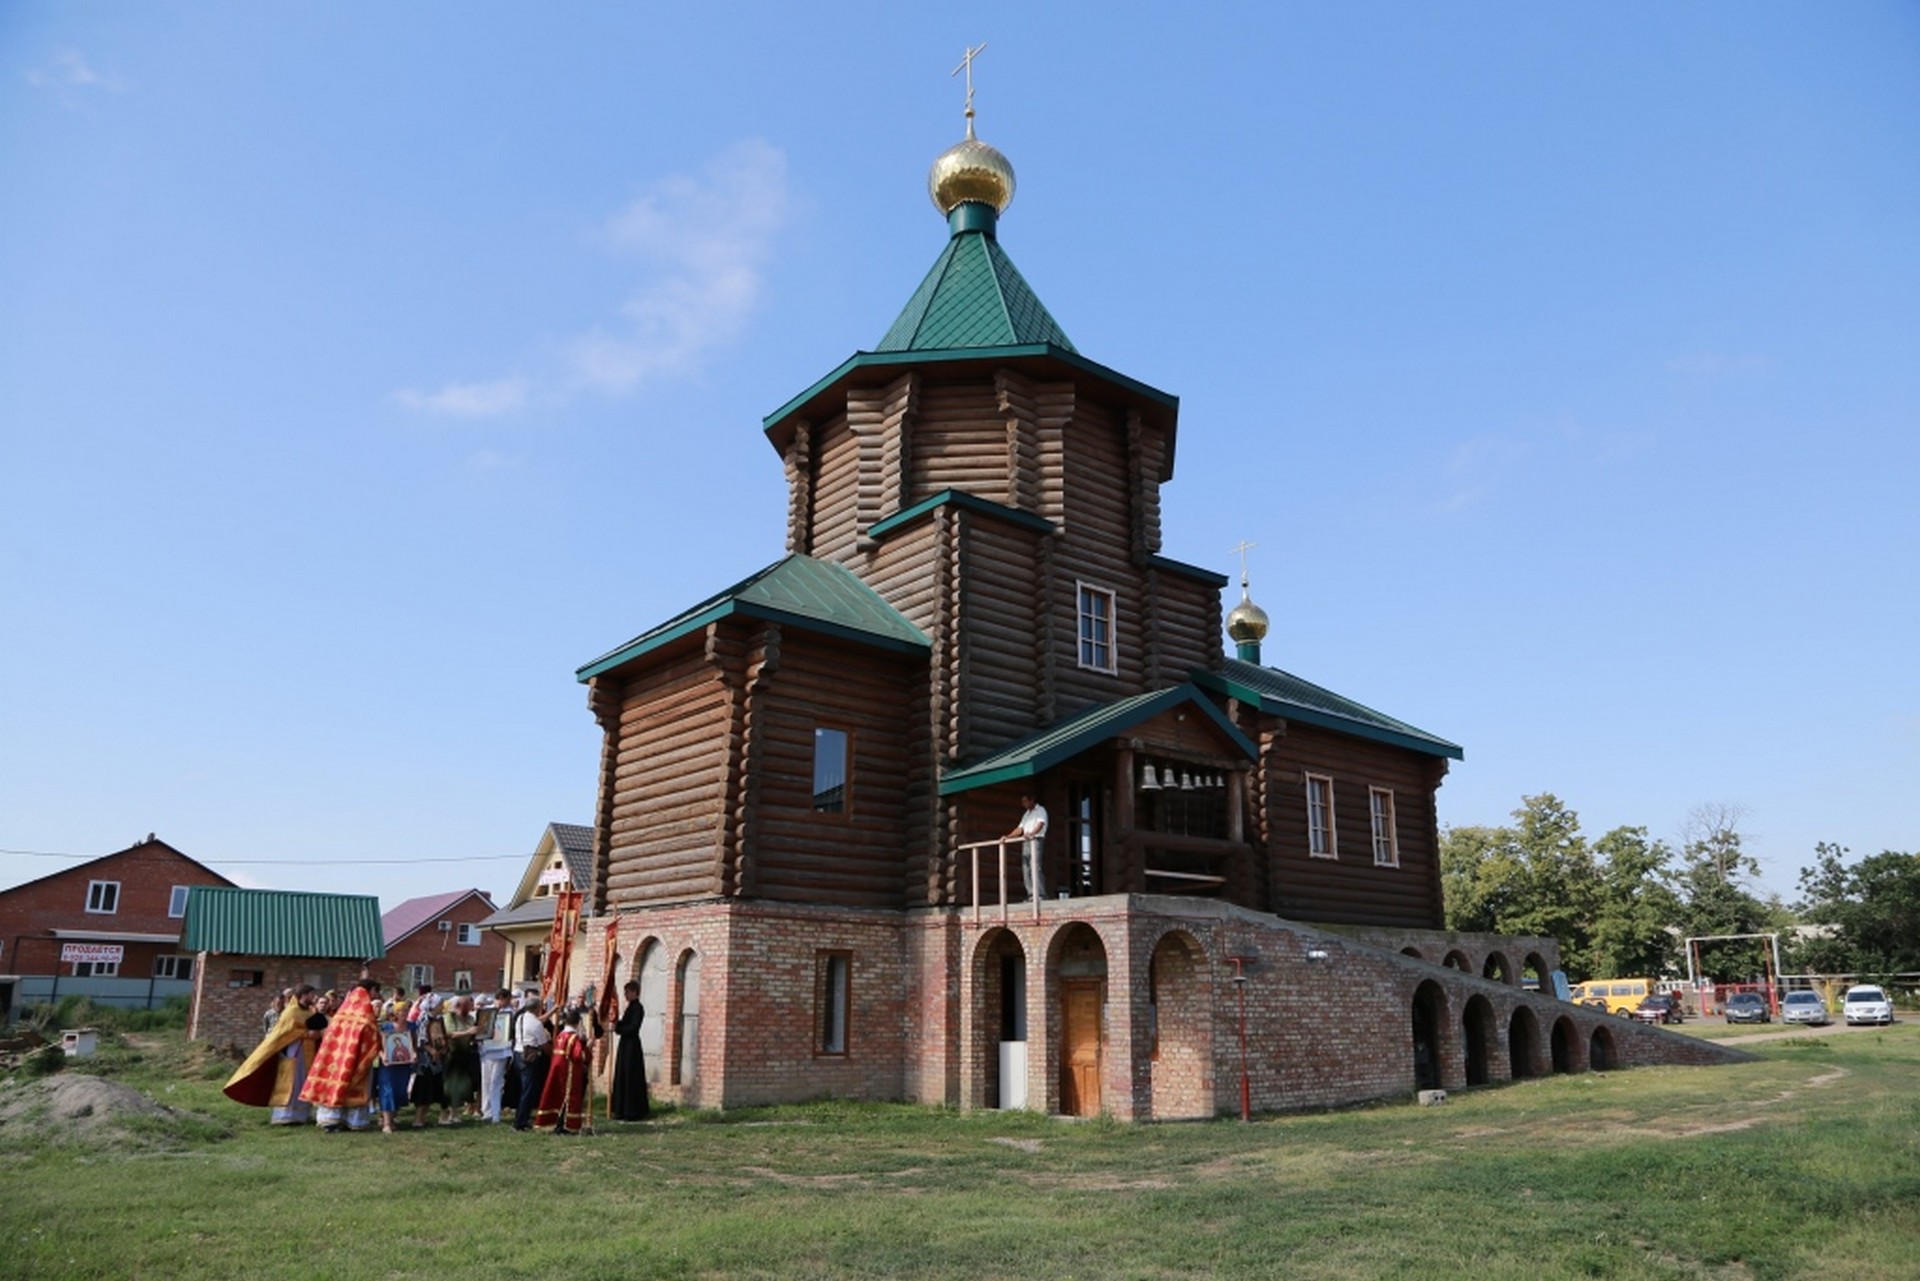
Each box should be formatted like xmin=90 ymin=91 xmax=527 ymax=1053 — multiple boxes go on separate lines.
xmin=1003 ymin=793 xmax=1049 ymax=901
xmin=511 ymin=995 xmax=552 ymax=1131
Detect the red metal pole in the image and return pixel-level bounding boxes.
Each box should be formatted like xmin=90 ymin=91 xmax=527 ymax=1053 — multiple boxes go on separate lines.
xmin=1232 ymin=956 xmax=1250 ymax=1122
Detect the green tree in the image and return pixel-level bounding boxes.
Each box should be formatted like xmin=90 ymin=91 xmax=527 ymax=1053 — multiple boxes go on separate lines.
xmin=1675 ymin=803 xmax=1773 ymax=981
xmin=1793 ymin=843 xmax=1920 ymax=975
xmin=1587 ymin=825 xmax=1683 ymax=979
xmin=1441 ymin=794 xmax=1601 ymax=977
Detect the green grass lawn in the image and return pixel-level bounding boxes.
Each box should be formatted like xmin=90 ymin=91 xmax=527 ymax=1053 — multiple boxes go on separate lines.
xmin=1 ymin=1025 xmax=1916 ymax=1280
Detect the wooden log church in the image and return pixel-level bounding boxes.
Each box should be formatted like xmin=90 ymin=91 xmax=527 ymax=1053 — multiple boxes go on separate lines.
xmin=570 ymin=104 xmax=1745 ymax=1118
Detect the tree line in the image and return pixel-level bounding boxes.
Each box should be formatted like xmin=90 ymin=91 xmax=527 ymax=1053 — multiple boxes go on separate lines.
xmin=1441 ymin=794 xmax=1919 ymax=983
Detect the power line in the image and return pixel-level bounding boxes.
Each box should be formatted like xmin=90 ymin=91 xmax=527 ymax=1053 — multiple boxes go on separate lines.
xmin=0 ymin=846 xmax=543 ymax=866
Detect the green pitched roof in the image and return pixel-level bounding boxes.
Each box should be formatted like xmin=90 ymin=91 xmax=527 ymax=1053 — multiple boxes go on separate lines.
xmin=877 ymin=230 xmax=1075 ymax=353
xmin=1196 ymin=659 xmax=1464 ymax=761
xmin=181 ymin=887 xmax=386 ymax=959
xmin=940 ymin=683 xmax=1256 ymax=796
xmin=577 ymin=554 xmax=930 ymax=682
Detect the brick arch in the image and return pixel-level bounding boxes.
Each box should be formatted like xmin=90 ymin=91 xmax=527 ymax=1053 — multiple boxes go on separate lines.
xmin=1442 ymin=949 xmax=1472 ymax=972
xmin=1550 ymin=1014 xmax=1581 ymax=1074
xmin=1400 ymin=946 xmax=1426 ymax=961
xmin=1481 ymin=951 xmax=1512 ymax=984
xmin=1145 ymin=929 xmax=1212 ymax=1120
xmin=1462 ymin=994 xmax=1498 ymax=1087
xmin=1521 ymin=951 xmax=1551 ymax=988
xmin=630 ymin=938 xmax=669 ymax=1087
xmin=1588 ymin=1022 xmax=1617 ymax=1072
xmin=970 ymin=926 xmax=1030 ymax=1111
xmin=1508 ymin=1005 xmax=1542 ymax=1079
xmin=670 ymin=948 xmax=701 ymax=1096
xmin=1411 ymin=979 xmax=1451 ymax=1091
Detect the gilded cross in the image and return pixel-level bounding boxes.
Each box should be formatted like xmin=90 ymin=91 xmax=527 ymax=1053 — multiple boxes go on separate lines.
xmin=952 ymin=42 xmax=987 ymax=137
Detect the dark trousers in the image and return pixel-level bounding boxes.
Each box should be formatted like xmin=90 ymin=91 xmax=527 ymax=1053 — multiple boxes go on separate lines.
xmin=514 ymin=1052 xmax=548 ymax=1130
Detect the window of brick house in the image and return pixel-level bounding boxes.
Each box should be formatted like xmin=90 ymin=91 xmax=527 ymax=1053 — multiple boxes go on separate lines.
xmin=817 ymin=950 xmax=851 ymax=1055
xmin=153 ymin=955 xmax=194 ymax=981
xmin=228 ymin=970 xmax=264 ymax=988
xmin=73 ymin=959 xmax=119 ymax=977
xmin=457 ymin=923 xmax=482 ymax=946
xmin=168 ymin=885 xmax=191 ymax=917
xmin=1306 ymin=774 xmax=1336 ymax=858
xmin=86 ymin=880 xmax=120 ymax=914
xmin=1369 ymin=787 xmax=1399 ymax=867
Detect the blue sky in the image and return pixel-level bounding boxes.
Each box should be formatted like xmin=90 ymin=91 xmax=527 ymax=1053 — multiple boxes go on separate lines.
xmin=3 ymin=3 xmax=1916 ymax=909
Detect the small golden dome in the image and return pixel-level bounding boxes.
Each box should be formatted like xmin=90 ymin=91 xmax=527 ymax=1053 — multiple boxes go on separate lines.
xmin=929 ymin=135 xmax=1015 ymax=215
xmin=1226 ymin=590 xmax=1270 ymax=644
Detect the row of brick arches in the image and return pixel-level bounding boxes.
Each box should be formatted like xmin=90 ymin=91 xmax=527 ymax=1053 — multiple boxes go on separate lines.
xmin=1412 ymin=979 xmax=1618 ymax=1091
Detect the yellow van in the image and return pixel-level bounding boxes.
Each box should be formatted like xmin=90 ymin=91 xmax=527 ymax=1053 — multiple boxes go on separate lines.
xmin=1570 ymin=978 xmax=1653 ymax=1014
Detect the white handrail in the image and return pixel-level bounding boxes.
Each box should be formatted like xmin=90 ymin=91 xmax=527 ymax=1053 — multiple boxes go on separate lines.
xmin=955 ymin=837 xmax=1036 ymax=925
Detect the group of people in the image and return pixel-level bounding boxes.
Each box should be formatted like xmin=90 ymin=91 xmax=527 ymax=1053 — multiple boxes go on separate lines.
xmin=224 ymin=977 xmax=654 ymax=1136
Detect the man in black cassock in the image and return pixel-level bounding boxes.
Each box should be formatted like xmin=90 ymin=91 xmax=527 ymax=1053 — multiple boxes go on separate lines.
xmin=609 ymin=980 xmax=651 ymax=1121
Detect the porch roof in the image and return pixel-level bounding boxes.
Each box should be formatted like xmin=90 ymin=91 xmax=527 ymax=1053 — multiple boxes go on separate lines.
xmin=938 ymin=683 xmax=1256 ymax=795
xmin=1196 ymin=659 xmax=1463 ymax=760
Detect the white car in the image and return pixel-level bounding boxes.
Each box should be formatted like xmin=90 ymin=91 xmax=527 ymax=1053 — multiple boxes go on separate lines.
xmin=1842 ymin=984 xmax=1894 ymax=1026
xmin=1781 ymin=990 xmax=1830 ymax=1025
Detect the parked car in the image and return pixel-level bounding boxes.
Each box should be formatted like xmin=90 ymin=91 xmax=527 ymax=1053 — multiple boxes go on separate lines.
xmin=1632 ymin=994 xmax=1685 ymax=1025
xmin=1723 ymin=992 xmax=1770 ymax=1024
xmin=1780 ymin=990 xmax=1831 ymax=1026
xmin=1842 ymin=984 xmax=1894 ymax=1026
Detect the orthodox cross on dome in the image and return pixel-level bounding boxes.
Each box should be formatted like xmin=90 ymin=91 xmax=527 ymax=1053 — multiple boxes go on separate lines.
xmin=1231 ymin=539 xmax=1257 ymax=590
xmin=952 ymin=42 xmax=988 ymax=139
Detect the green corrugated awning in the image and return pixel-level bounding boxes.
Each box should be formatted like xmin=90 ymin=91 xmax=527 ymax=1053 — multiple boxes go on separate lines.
xmin=182 ymin=887 xmax=386 ymax=959
xmin=1196 ymin=660 xmax=1463 ymax=761
xmin=577 ymin=554 xmax=930 ymax=682
xmin=939 ymin=683 xmax=1256 ymax=795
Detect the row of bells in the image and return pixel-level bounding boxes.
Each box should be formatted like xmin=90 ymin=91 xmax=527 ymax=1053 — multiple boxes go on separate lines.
xmin=1139 ymin=763 xmax=1225 ymax=792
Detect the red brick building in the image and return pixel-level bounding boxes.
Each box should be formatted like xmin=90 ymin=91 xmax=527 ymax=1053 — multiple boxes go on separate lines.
xmin=566 ymin=120 xmax=1748 ymax=1117
xmin=0 ymin=835 xmax=233 ymax=1020
xmin=182 ymin=887 xmax=385 ymax=1051
xmin=380 ymin=889 xmax=503 ymax=995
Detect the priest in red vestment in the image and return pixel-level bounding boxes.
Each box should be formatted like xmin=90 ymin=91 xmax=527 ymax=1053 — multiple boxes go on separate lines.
xmin=533 ymin=1007 xmax=592 ymax=1134
xmin=300 ymin=984 xmax=383 ymax=1131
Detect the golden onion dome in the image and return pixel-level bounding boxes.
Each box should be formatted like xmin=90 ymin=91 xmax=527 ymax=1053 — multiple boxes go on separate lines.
xmin=929 ymin=134 xmax=1016 ymax=216
xmin=1226 ymin=590 xmax=1270 ymax=645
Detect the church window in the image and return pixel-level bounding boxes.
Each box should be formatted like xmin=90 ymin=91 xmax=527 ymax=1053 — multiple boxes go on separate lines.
xmin=86 ymin=880 xmax=119 ymax=914
xmin=812 ymin=727 xmax=850 ymax=814
xmin=817 ymin=950 xmax=852 ymax=1055
xmin=1077 ymin=583 xmax=1117 ymax=673
xmin=1369 ymin=788 xmax=1399 ymax=867
xmin=1306 ymin=774 xmax=1336 ymax=858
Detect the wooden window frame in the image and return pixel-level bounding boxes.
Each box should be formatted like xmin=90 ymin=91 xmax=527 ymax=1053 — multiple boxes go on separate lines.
xmin=1305 ymin=773 xmax=1337 ymax=859
xmin=1369 ymin=787 xmax=1399 ymax=867
xmin=816 ymin=949 xmax=852 ymax=1057
xmin=1076 ymin=582 xmax=1118 ymax=674
xmin=811 ymin=725 xmax=853 ymax=818
xmin=86 ymin=880 xmax=120 ymax=914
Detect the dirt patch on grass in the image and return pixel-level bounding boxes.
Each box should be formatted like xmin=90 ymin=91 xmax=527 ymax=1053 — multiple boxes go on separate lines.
xmin=0 ymin=1073 xmax=228 ymax=1148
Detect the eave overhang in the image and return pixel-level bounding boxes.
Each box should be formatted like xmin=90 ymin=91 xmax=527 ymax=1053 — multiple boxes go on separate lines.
xmin=1194 ymin=665 xmax=1464 ymax=761
xmin=939 ymin=682 xmax=1257 ymax=796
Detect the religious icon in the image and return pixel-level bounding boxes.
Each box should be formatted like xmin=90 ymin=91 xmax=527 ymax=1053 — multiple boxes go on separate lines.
xmin=381 ymin=1028 xmax=415 ymax=1065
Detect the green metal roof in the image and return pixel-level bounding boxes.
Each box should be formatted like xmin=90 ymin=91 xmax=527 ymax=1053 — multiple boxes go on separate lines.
xmin=940 ymin=683 xmax=1257 ymax=796
xmin=865 ymin=487 xmax=1055 ymax=542
xmin=577 ymin=554 xmax=930 ymax=682
xmin=878 ymin=230 xmax=1074 ymax=353
xmin=1195 ymin=659 xmax=1464 ymax=761
xmin=181 ymin=887 xmax=386 ymax=959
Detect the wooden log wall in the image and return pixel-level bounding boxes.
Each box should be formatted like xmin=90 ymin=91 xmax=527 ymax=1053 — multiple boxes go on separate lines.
xmin=1052 ymin=402 xmax=1150 ymax=709
xmin=952 ymin=511 xmax=1044 ymax=761
xmin=807 ymin=414 xmax=859 ymax=560
xmin=1255 ymin=718 xmax=1446 ymax=929
xmin=848 ymin=373 xmax=919 ymax=552
xmin=783 ymin=420 xmax=812 ymax=555
xmin=909 ymin=380 xmax=1014 ymax=507
xmin=602 ymin=640 xmax=735 ymax=907
xmin=1152 ymin=570 xmax=1226 ymax=679
xmin=741 ymin=631 xmax=916 ymax=909
xmin=586 ymin=675 xmax=624 ymax=914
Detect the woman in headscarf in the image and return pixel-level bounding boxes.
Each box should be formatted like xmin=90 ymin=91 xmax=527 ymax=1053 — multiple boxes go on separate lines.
xmin=300 ymin=982 xmax=383 ymax=1132
xmin=224 ymin=984 xmax=319 ymax=1125
xmin=372 ymin=998 xmax=416 ymax=1135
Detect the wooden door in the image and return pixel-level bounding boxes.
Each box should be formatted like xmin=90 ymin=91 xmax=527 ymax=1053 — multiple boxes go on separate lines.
xmin=1060 ymin=979 xmax=1103 ymax=1116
